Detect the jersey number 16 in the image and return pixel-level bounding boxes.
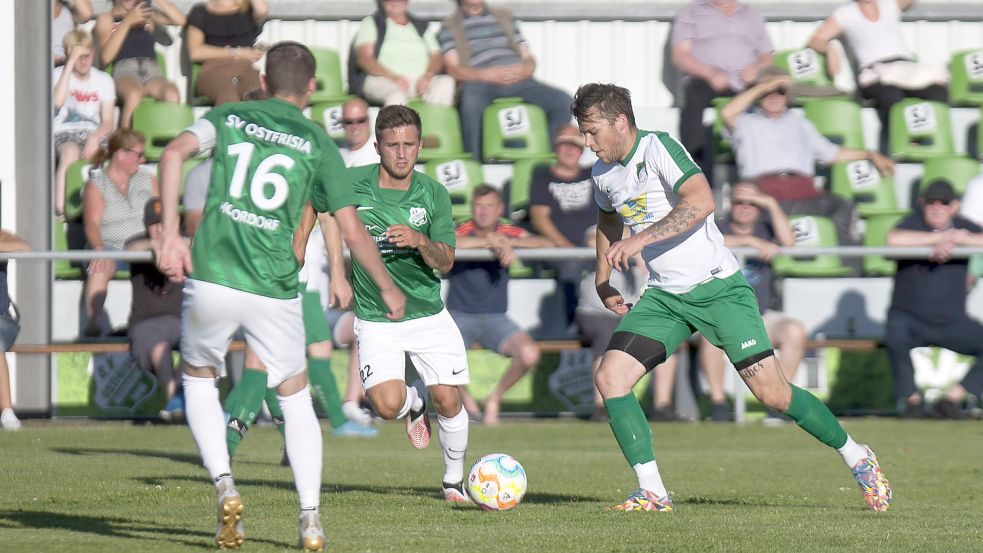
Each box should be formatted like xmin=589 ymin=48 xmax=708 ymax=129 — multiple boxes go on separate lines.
xmin=227 ymin=142 xmax=295 ymax=211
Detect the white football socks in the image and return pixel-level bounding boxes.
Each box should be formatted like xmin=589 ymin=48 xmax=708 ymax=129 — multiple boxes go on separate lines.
xmin=838 ymin=435 xmax=868 ymax=468
xmin=437 ymin=407 xmax=469 ymax=484
xmin=182 ymin=373 xmax=231 ymax=480
xmin=634 ymin=461 xmax=668 ymax=498
xmin=395 ymin=384 xmax=423 ymax=420
xmin=279 ymin=388 xmax=323 ymax=510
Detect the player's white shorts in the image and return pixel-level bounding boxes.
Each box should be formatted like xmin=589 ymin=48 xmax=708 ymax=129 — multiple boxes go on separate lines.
xmin=354 ymin=308 xmax=469 ymax=390
xmin=181 ymin=279 xmax=305 ymax=388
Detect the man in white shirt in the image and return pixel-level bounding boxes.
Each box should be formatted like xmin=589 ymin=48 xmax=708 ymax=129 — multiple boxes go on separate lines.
xmin=338 ymin=97 xmax=381 ymax=167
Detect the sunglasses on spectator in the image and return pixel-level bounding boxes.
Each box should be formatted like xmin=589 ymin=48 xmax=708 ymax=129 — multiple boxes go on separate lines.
xmin=342 ymin=117 xmax=369 ymax=126
xmin=731 ymin=200 xmax=757 ymax=207
xmin=124 ymin=148 xmax=146 ymax=159
xmin=768 ymin=87 xmax=789 ymax=96
xmin=924 ymin=199 xmax=952 ymax=206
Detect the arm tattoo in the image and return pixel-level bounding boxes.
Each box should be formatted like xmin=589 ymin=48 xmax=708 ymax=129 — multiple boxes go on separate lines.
xmin=639 ymin=199 xmax=701 ymax=243
xmin=739 ymin=362 xmax=763 ymax=381
xmin=419 ymin=238 xmax=454 ymax=272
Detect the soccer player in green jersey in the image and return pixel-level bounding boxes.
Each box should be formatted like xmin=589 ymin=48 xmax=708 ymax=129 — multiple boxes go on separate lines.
xmin=156 ymin=42 xmax=405 ymax=551
xmin=348 ymin=104 xmax=473 ymax=503
xmin=570 ymin=83 xmax=891 ymax=513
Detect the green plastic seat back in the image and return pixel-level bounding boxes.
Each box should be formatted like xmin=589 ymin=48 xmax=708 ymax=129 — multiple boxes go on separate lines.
xmin=53 ymin=219 xmax=82 ymax=280
xmin=309 ymin=100 xmax=348 ymax=144
xmin=829 ymin=160 xmax=906 ymax=216
xmin=64 ymin=160 xmax=92 ymax=222
xmin=862 ymin=211 xmax=909 ymax=276
xmin=888 ymin=99 xmax=954 ymax=161
xmin=921 ymin=156 xmax=981 ymax=197
xmin=804 ymin=98 xmax=865 ymax=149
xmin=308 ymin=47 xmax=348 ymax=104
xmin=710 ymin=96 xmax=734 ymax=163
xmin=131 ymin=101 xmax=195 ymax=161
xmin=772 ymin=215 xmax=852 ymax=277
xmin=774 ymin=48 xmax=834 ymax=87
xmin=948 ymin=49 xmax=983 ymax=107
xmin=409 ymin=99 xmax=466 ymax=162
xmin=423 ymin=157 xmax=484 ymax=221
xmin=481 ymin=97 xmax=552 ymax=162
xmin=507 ymin=156 xmax=555 ymax=220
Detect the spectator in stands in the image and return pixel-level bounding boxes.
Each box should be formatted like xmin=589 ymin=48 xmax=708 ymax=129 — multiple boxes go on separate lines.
xmin=339 ymin=97 xmax=380 ymax=166
xmin=698 ymin=182 xmax=806 ymax=423
xmin=448 ymin=185 xmax=553 ymax=425
xmin=529 ymin=124 xmax=594 ymax=328
xmin=53 ymin=30 xmax=117 ymax=218
xmin=721 ymin=67 xmax=894 ymax=251
xmin=885 ymin=180 xmax=983 ymax=419
xmin=185 ymin=0 xmax=268 ymax=105
xmin=437 ymin=0 xmax=573 ymax=161
xmin=82 ymin=129 xmax=159 ymax=337
xmin=959 ymin=174 xmax=983 ymax=281
xmin=52 ymin=0 xmax=93 ymax=66
xmin=0 ymin=230 xmax=29 ymax=431
xmin=670 ymin=0 xmax=773 ymax=175
xmin=808 ymin=0 xmax=948 ymax=135
xmin=95 ymin=0 xmax=186 ymax=129
xmin=351 ymin=0 xmax=455 ymax=107
xmin=124 ymin=198 xmax=185 ymax=422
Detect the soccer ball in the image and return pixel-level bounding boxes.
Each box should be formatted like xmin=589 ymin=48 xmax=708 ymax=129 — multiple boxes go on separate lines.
xmin=466 ymin=453 xmax=527 ymax=511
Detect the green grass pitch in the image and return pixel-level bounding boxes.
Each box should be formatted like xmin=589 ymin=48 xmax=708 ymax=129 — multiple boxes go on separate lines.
xmin=0 ymin=419 xmax=980 ymax=552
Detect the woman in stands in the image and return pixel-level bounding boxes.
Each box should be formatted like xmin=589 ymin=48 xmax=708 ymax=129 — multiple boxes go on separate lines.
xmin=185 ymin=0 xmax=268 ymax=105
xmin=95 ymin=0 xmax=186 ymax=129
xmin=81 ymin=129 xmax=158 ymax=338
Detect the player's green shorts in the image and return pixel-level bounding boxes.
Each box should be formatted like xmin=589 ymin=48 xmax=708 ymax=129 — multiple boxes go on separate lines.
xmin=302 ymin=290 xmax=332 ymax=346
xmin=614 ymin=271 xmax=773 ymax=366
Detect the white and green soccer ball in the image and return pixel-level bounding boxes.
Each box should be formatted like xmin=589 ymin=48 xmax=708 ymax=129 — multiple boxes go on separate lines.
xmin=466 ymin=453 xmax=527 ymax=511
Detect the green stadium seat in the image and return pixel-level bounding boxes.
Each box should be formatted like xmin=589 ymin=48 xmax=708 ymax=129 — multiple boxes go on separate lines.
xmin=772 ymin=215 xmax=852 ymax=277
xmin=309 ymin=100 xmax=347 ymax=144
xmin=507 ymin=156 xmax=554 ymax=221
xmin=53 ymin=219 xmax=82 ymax=280
xmin=423 ymin=157 xmax=484 ymax=222
xmin=804 ymin=98 xmax=865 ymax=149
xmin=921 ymin=156 xmax=982 ymax=197
xmin=131 ymin=101 xmax=195 ymax=161
xmin=774 ymin=48 xmax=835 ymax=88
xmin=710 ymin=96 xmax=734 ymax=163
xmin=829 ymin=160 xmax=907 ymax=216
xmin=408 ymin=99 xmax=466 ymax=162
xmin=888 ymin=99 xmax=954 ymax=161
xmin=862 ymin=211 xmax=909 ymax=276
xmin=481 ymin=97 xmax=552 ymax=162
xmin=948 ymin=49 xmax=983 ymax=107
xmin=308 ymin=47 xmax=349 ymax=105
xmin=64 ymin=160 xmax=91 ymax=222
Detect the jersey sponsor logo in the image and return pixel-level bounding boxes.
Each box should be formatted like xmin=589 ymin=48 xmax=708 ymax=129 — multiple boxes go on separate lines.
xmin=740 ymin=339 xmax=757 ymax=350
xmin=224 ymin=114 xmax=312 ymax=155
xmin=617 ymin=196 xmax=653 ymax=225
xmin=219 ymin=201 xmax=281 ymax=231
xmin=408 ymin=207 xmax=428 ymax=227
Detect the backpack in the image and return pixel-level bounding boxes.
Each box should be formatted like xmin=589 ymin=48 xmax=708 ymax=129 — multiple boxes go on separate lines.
xmin=347 ymin=12 xmax=430 ymax=99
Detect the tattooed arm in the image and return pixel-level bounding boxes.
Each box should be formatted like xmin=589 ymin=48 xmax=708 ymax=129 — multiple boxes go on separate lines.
xmin=605 ymin=174 xmax=716 ymax=271
xmin=386 ymin=224 xmax=456 ymax=273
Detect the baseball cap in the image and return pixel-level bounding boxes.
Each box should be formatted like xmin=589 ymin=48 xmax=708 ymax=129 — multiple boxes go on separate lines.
xmin=921 ymin=180 xmax=957 ymax=203
xmin=144 ymin=197 xmax=162 ymax=227
xmin=555 ymin=124 xmax=584 ymax=148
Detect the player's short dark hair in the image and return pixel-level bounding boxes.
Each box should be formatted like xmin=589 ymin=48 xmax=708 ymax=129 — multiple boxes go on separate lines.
xmin=472 ymin=184 xmax=501 ymax=201
xmin=264 ymin=41 xmax=315 ymax=97
xmin=571 ymin=83 xmax=636 ymax=129
xmin=375 ymin=105 xmax=422 ymax=138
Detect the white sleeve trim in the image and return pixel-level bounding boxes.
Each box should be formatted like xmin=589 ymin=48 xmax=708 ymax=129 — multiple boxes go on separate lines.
xmin=185 ymin=118 xmax=217 ymax=154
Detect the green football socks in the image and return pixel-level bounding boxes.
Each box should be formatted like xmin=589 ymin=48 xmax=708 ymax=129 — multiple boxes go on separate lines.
xmin=785 ymin=385 xmax=848 ymax=449
xmin=224 ymin=368 xmax=268 ymax=456
xmin=604 ymin=393 xmax=656 ymax=466
xmin=307 ymin=357 xmax=347 ymax=429
xmin=264 ymin=387 xmax=285 ymax=438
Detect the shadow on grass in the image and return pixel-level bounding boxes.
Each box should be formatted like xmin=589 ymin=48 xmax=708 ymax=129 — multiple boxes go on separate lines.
xmin=0 ymin=509 xmax=291 ymax=548
xmin=52 ymin=447 xmax=203 ymax=468
xmin=132 ymin=475 xmax=600 ymax=505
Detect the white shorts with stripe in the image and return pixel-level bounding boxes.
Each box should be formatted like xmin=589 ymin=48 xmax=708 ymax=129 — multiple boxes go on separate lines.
xmin=354 ymin=308 xmax=469 ymax=390
xmin=180 ymin=279 xmax=305 ymax=388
